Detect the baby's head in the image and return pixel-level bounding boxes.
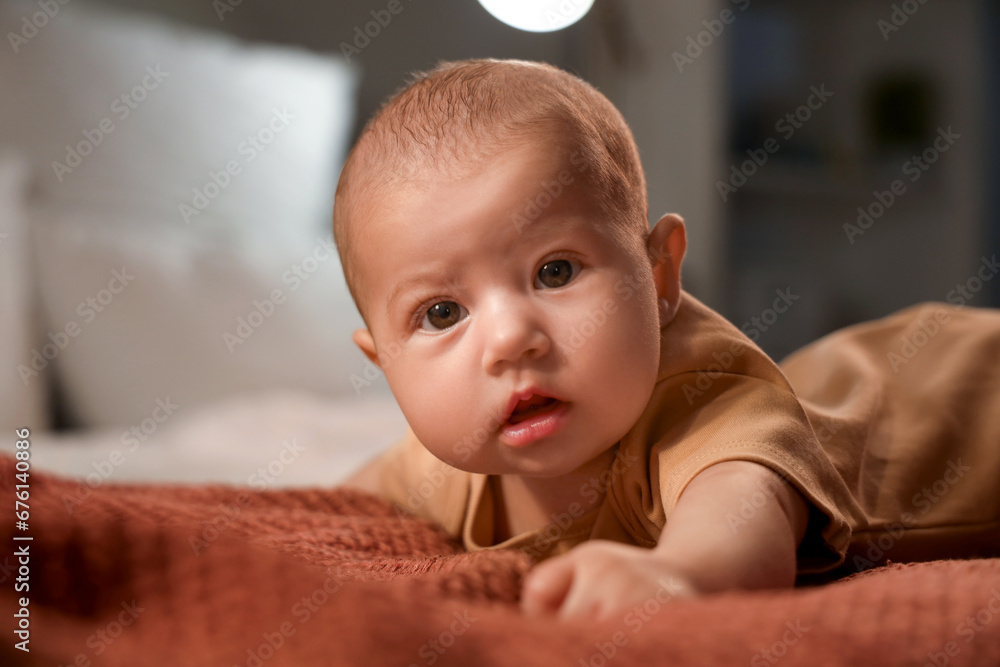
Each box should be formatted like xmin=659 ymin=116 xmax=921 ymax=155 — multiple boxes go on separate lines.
xmin=334 ymin=59 xmax=687 ymax=480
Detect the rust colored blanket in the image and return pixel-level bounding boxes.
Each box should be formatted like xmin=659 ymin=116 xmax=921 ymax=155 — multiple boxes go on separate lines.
xmin=2 ymin=455 xmax=999 ymax=667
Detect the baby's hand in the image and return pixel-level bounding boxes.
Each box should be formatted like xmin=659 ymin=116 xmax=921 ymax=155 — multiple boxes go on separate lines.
xmin=519 ymin=540 xmax=697 ymax=622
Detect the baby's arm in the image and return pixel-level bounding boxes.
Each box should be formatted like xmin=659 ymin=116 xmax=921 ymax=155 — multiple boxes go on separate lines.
xmin=651 ymin=460 xmax=809 ymax=592
xmin=521 ymin=460 xmax=809 ymax=620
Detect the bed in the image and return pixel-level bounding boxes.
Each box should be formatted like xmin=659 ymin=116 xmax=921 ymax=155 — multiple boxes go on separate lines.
xmin=4 ymin=455 xmax=1000 ymax=667
xmin=0 ymin=0 xmax=404 ymax=485
xmin=2 ymin=4 xmax=998 ymax=666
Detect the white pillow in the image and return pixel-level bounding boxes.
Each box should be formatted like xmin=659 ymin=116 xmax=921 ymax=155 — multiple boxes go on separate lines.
xmin=0 ymin=2 xmax=386 ymax=428
xmin=0 ymin=152 xmax=49 ymax=433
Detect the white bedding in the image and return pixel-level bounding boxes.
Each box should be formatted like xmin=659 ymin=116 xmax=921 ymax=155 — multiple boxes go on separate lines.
xmin=3 ymin=391 xmax=406 ymax=488
xmin=0 ymin=2 xmax=406 ymax=485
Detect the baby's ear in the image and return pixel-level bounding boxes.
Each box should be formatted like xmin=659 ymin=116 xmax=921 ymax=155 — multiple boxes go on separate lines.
xmin=352 ymin=329 xmax=381 ymax=367
xmin=647 ymin=213 xmax=687 ymax=326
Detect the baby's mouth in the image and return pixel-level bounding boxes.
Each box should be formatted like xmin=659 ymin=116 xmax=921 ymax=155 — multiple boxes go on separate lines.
xmin=506 ymin=395 xmax=563 ymax=425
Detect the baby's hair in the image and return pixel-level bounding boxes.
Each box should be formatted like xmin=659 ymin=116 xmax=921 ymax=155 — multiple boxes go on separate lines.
xmin=334 ymin=58 xmax=648 ymax=323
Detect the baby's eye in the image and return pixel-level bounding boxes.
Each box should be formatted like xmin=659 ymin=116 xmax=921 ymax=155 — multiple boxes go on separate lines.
xmin=419 ymin=300 xmax=467 ymax=331
xmin=535 ymin=259 xmax=580 ymax=289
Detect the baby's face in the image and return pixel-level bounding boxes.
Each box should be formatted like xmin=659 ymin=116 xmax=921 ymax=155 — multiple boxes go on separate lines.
xmin=354 ymin=141 xmax=664 ymax=480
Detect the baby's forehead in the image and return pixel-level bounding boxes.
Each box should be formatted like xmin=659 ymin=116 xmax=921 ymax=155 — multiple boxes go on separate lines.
xmin=342 ymin=128 xmax=609 ymax=283
xmin=358 ymin=173 xmax=624 ymax=263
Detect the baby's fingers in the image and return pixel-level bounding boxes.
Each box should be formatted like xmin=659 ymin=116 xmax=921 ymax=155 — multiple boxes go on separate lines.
xmin=520 ymin=557 xmax=574 ymax=617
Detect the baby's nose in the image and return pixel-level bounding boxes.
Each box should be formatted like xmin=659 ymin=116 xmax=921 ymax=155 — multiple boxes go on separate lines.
xmin=480 ymin=300 xmax=551 ymax=374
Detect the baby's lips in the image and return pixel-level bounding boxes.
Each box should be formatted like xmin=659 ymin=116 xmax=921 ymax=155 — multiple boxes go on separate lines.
xmin=508 ymin=396 xmax=561 ymax=425
xmin=501 ymin=386 xmax=564 ymax=424
xmin=497 ymin=385 xmax=564 ymax=430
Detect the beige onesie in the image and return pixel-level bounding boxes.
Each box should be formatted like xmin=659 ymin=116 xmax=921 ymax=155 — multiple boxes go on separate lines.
xmin=362 ymin=291 xmax=1000 ymax=574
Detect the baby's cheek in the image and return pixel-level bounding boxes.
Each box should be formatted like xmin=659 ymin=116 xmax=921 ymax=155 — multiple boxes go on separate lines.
xmin=603 ymin=305 xmax=660 ymax=404
xmin=395 ymin=368 xmax=487 ymax=465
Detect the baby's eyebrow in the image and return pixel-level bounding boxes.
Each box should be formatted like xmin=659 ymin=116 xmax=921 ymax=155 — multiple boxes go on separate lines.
xmin=381 ymin=215 xmax=586 ymax=318
xmin=386 ymin=272 xmax=445 ymax=318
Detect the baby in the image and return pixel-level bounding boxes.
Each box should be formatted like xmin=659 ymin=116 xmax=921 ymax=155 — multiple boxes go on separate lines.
xmin=336 ymin=59 xmax=1000 ymax=621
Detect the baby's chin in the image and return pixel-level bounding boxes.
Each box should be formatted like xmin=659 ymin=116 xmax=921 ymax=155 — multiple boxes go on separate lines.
xmin=494 ymin=438 xmax=622 ymax=478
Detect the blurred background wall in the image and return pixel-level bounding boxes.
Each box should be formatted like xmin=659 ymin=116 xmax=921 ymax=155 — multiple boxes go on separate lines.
xmin=90 ymin=0 xmax=996 ymax=361
xmin=2 ymin=0 xmax=996 ymax=433
xmin=86 ymin=0 xmax=731 ymax=310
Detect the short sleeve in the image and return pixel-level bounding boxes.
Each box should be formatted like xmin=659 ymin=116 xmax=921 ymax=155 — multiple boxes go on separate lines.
xmin=613 ymin=370 xmax=864 ymax=573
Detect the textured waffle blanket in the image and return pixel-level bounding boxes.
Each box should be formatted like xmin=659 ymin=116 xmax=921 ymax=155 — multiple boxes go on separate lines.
xmin=3 ymin=455 xmax=999 ymax=667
